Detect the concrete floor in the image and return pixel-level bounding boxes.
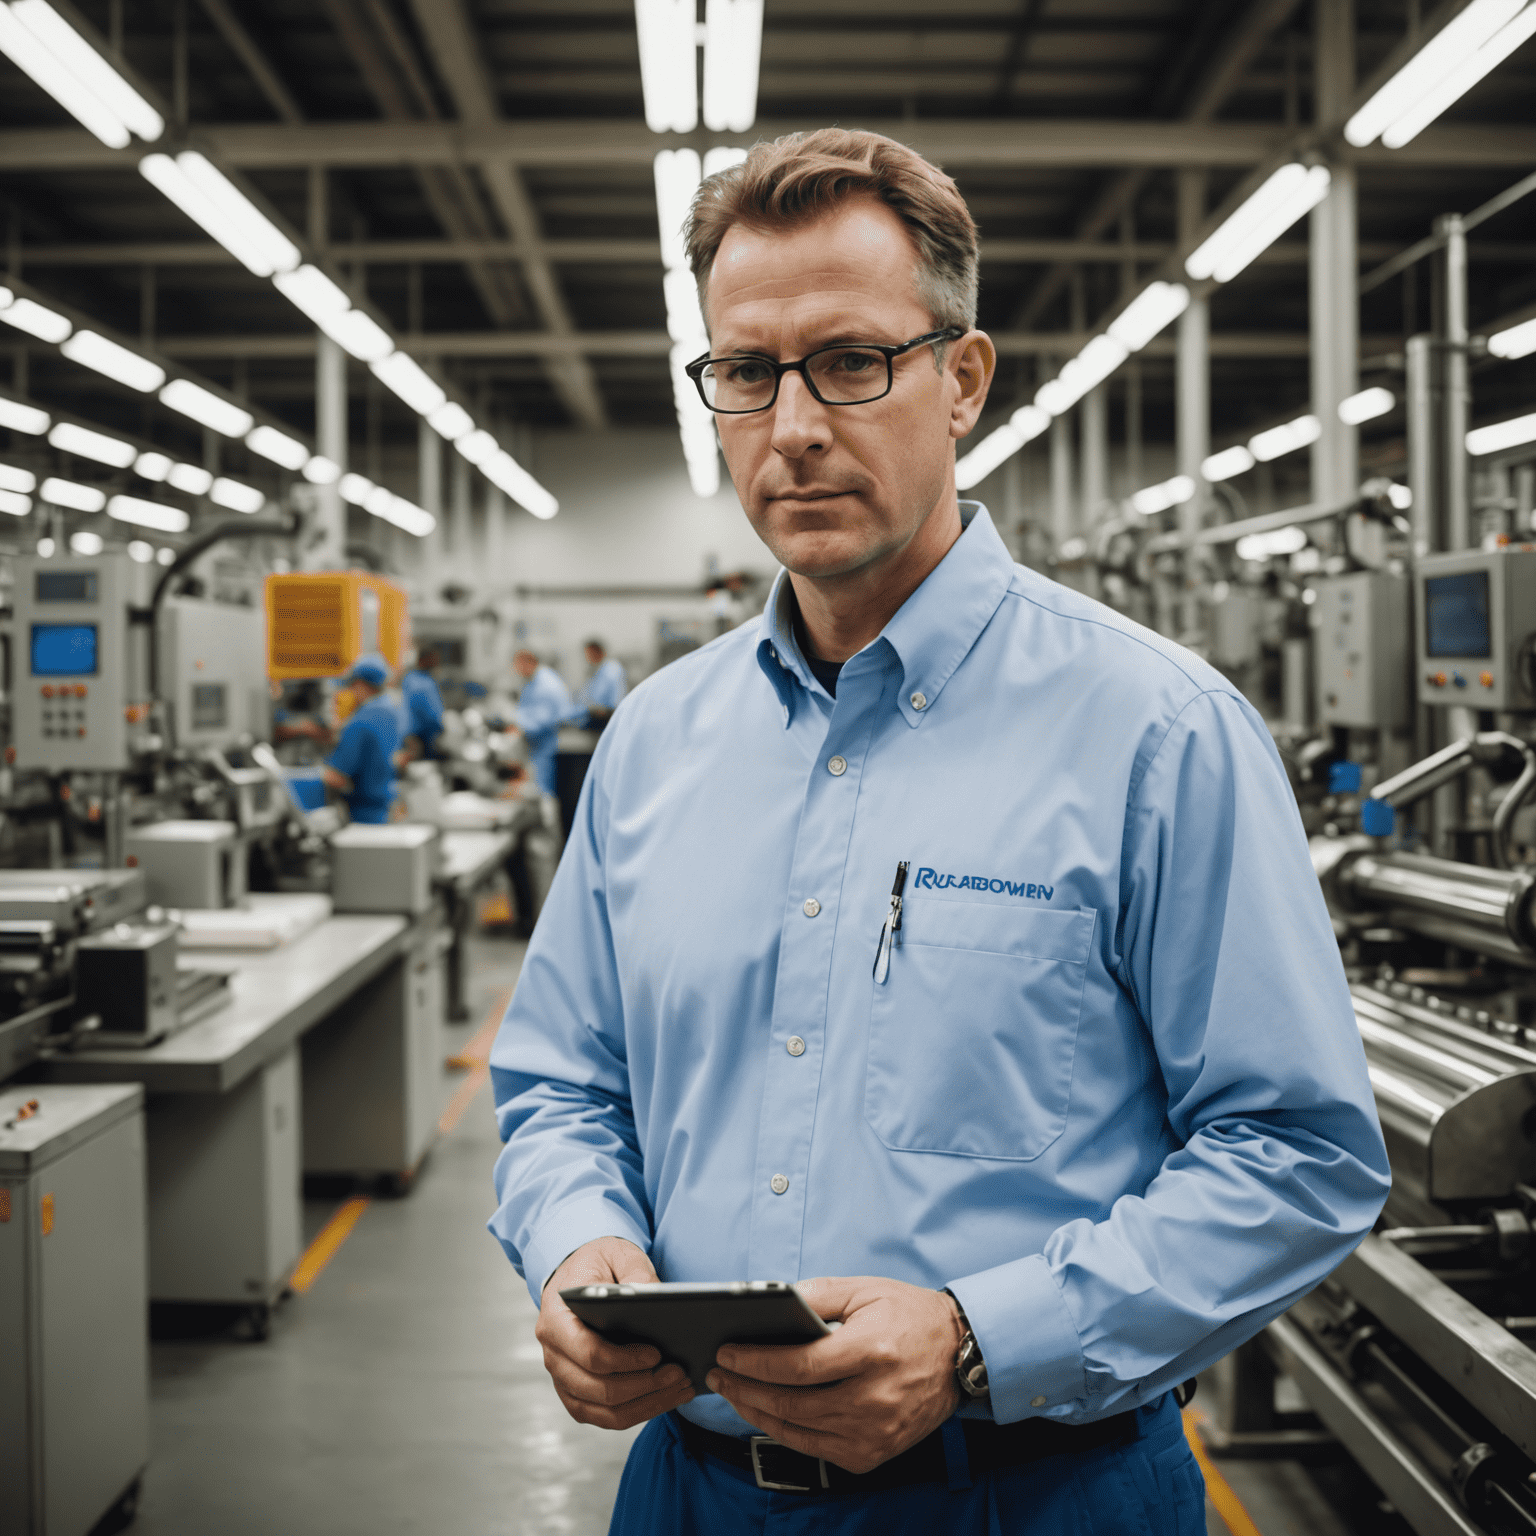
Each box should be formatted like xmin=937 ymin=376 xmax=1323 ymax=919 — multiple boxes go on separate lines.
xmin=124 ymin=930 xmax=1390 ymax=1536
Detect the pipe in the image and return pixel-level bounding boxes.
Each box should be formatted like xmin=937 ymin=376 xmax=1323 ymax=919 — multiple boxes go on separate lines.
xmin=1341 ymin=851 xmax=1536 ymax=950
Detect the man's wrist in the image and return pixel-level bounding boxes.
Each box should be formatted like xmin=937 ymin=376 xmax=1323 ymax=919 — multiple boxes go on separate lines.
xmin=943 ymin=1287 xmax=990 ymax=1403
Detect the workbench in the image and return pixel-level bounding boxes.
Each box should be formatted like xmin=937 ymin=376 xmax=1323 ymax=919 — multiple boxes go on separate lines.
xmin=37 ymin=907 xmax=444 ymax=1329
xmin=436 ymin=828 xmax=514 ymax=1021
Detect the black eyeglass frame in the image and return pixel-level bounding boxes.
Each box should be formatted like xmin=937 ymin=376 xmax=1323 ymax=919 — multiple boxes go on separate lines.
xmin=684 ymin=327 xmax=966 ymax=414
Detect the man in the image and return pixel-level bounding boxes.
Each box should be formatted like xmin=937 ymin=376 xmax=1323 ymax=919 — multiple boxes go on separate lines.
xmin=572 ymin=639 xmax=628 ymax=729
xmin=488 ymin=130 xmax=1389 ymax=1533
xmin=509 ymin=649 xmax=573 ymax=797
xmin=399 ymin=647 xmax=446 ymax=760
xmin=321 ymin=656 xmax=401 ymax=825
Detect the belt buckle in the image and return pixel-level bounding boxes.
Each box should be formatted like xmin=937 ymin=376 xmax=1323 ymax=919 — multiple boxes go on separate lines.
xmin=749 ymin=1436 xmax=829 ymax=1493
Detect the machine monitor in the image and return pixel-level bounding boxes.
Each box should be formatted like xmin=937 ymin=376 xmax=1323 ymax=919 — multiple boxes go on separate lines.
xmin=30 ymin=623 xmax=98 ymax=676
xmin=1425 ymin=571 xmax=1491 ymax=659
xmin=34 ymin=570 xmax=98 ymax=604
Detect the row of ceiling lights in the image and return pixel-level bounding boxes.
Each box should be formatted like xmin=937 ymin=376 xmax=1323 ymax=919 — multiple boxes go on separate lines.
xmin=0 ymin=0 xmax=557 ymax=531
xmin=957 ymin=0 xmax=1536 ymax=502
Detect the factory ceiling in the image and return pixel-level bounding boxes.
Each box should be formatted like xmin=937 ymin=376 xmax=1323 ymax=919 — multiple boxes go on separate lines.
xmin=0 ymin=0 xmax=1532 ymax=498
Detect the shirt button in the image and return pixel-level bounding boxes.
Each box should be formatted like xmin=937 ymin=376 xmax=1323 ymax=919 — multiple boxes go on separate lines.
xmin=770 ymin=1174 xmax=789 ymax=1195
xmin=827 ymin=755 xmax=847 ymax=776
xmin=1031 ymin=1395 xmax=1047 ymax=1408
xmin=803 ymin=898 xmax=821 ymax=917
xmin=786 ymin=1036 xmax=806 ymax=1056
xmin=910 ymin=691 xmax=928 ymax=711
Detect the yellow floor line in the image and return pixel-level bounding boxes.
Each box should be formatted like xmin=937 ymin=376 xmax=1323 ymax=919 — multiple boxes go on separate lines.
xmin=445 ymin=985 xmax=513 ymax=1070
xmin=290 ymin=1196 xmax=371 ymax=1294
xmin=439 ymin=1061 xmax=490 ymax=1137
xmin=1184 ymin=1409 xmax=1266 ymax=1536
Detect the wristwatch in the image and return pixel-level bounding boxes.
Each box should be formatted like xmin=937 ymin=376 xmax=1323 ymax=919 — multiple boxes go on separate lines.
xmin=944 ymin=1290 xmax=990 ymax=1402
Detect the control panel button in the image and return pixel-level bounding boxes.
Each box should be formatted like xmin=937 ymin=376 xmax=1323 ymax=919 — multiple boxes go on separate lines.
xmin=74 ymin=684 xmax=87 ymax=698
xmin=1427 ymin=672 xmax=1447 ymax=688
xmin=40 ymin=685 xmax=53 ymax=699
xmin=1452 ymin=672 xmax=1467 ymax=688
xmin=1480 ymin=671 xmax=1494 ymax=688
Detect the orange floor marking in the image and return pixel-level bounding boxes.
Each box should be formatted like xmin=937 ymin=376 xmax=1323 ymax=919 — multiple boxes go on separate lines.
xmin=289 ymin=1196 xmax=370 ymax=1294
xmin=445 ymin=985 xmax=513 ymax=1070
xmin=1183 ymin=1409 xmax=1266 ymax=1536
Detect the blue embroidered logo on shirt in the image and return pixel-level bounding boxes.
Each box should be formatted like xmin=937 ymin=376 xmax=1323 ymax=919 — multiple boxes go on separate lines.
xmin=913 ymin=867 xmax=1054 ymax=901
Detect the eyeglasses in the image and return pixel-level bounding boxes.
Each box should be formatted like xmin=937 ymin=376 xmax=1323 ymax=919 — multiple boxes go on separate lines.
xmin=684 ymin=327 xmax=964 ymax=414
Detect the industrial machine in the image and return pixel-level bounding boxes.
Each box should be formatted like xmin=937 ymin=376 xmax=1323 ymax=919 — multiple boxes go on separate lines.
xmin=1416 ymin=546 xmax=1536 ymax=712
xmin=265 ymin=569 xmax=408 ymax=679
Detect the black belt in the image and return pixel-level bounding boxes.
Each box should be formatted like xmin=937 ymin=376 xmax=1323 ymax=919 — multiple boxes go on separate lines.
xmin=673 ymin=1407 xmax=1140 ymax=1496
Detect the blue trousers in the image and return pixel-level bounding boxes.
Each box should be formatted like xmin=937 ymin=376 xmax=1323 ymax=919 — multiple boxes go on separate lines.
xmin=607 ymin=1395 xmax=1206 ymax=1535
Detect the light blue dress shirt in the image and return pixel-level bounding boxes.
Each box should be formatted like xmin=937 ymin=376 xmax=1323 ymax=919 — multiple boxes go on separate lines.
xmin=574 ymin=656 xmax=629 ymax=722
xmin=488 ymin=504 xmax=1389 ymax=1437
xmin=515 ymin=664 xmax=573 ymax=795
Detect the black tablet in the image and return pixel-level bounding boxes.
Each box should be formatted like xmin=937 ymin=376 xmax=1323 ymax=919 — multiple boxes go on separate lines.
xmin=560 ymin=1280 xmax=833 ymax=1394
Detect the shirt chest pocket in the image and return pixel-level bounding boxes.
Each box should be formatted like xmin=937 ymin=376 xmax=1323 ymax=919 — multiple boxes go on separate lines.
xmin=864 ymin=898 xmax=1096 ymax=1161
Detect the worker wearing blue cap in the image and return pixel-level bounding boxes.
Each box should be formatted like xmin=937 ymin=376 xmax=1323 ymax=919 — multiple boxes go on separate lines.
xmin=322 ymin=656 xmax=402 ymax=824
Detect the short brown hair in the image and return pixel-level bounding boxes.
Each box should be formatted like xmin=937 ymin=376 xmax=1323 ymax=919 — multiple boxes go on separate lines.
xmin=684 ymin=129 xmax=979 ymax=335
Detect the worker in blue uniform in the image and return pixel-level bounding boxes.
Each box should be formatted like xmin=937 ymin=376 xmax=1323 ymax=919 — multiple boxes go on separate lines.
xmin=571 ymin=639 xmax=628 ymax=729
xmin=487 ymin=130 xmax=1389 ymax=1535
xmin=400 ymin=647 xmax=446 ymax=760
xmin=510 ymin=649 xmax=572 ymax=797
xmin=321 ymin=656 xmax=401 ymax=825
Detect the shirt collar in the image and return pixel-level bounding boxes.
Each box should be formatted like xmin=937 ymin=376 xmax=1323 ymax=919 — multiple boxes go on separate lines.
xmin=755 ymin=501 xmax=1014 ymax=728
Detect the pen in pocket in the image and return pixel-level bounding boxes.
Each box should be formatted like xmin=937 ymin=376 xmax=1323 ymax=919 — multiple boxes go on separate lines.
xmin=873 ymin=860 xmax=909 ymax=984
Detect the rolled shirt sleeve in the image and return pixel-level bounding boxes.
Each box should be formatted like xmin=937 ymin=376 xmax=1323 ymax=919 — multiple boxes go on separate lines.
xmin=948 ymin=690 xmax=1390 ymax=1424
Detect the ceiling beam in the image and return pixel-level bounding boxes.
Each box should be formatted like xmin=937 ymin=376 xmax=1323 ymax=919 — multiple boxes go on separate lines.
xmin=193 ymin=0 xmax=304 ymax=124
xmin=1 ymin=119 xmax=1529 ymax=171
xmin=26 ymin=236 xmax=1536 ymax=268
xmin=406 ymin=0 xmax=607 ymax=429
xmin=146 ymin=330 xmax=1401 ymax=362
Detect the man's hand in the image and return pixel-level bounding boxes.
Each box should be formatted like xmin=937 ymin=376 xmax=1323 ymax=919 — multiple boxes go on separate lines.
xmin=705 ymin=1276 xmax=963 ymax=1473
xmin=535 ymin=1237 xmax=695 ymax=1430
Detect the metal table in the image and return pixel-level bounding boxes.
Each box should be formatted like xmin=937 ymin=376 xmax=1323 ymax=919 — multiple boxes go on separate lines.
xmin=436 ymin=829 xmax=514 ymax=1021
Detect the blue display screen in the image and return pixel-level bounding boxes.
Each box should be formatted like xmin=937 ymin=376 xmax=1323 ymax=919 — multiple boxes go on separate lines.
xmin=30 ymin=623 xmax=98 ymax=676
xmin=1426 ymin=571 xmax=1492 ymax=658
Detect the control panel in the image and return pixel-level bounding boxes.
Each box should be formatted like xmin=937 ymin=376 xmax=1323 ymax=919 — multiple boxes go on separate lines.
xmin=9 ymin=555 xmax=146 ymax=771
xmin=1415 ymin=547 xmax=1536 ymax=712
xmin=1313 ymin=571 xmax=1409 ymax=729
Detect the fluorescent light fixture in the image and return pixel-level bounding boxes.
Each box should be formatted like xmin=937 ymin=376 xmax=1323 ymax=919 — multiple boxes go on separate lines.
xmin=1035 ymin=334 xmax=1128 ymax=417
xmin=456 ymin=429 xmax=499 ymax=467
xmin=159 ymin=379 xmax=254 ymax=438
xmin=635 ymin=0 xmax=698 ymax=133
xmin=371 ymin=351 xmax=447 ymax=416
xmin=426 ymin=401 xmax=474 ymax=441
xmin=339 ymin=473 xmax=373 ymax=505
xmin=663 ymin=265 xmax=707 ymax=344
xmin=302 ymin=455 xmax=340 ymax=485
xmin=10 ymin=0 xmax=162 ymax=139
xmin=48 ymin=420 xmax=135 ymax=468
xmin=0 ymin=3 xmax=140 ymax=148
xmin=167 ymin=462 xmax=213 ymax=495
xmin=702 ymin=0 xmax=762 ymax=133
xmin=703 ymin=146 xmax=749 ymax=179
xmin=654 ymin=149 xmax=702 ymax=272
xmin=59 ymin=329 xmax=165 ymax=392
xmin=107 ymin=494 xmax=190 ymax=532
xmin=956 ymin=424 xmax=1027 ymax=490
xmin=1130 ymin=475 xmax=1196 ymax=516
xmin=1235 ymin=524 xmax=1309 ymax=562
xmin=1338 ymin=386 xmax=1395 ymax=426
xmin=1489 ymin=316 xmax=1536 ymax=360
xmin=1249 ymin=412 xmax=1322 ymax=462
xmin=155 ymin=546 xmax=175 ymax=564
xmin=209 ymin=477 xmax=265 ymax=514
xmin=0 ymin=462 xmax=35 ymax=493
xmin=1467 ymin=411 xmax=1536 ymax=456
xmin=1107 ymin=281 xmax=1190 ymax=352
xmin=361 ymin=489 xmax=435 ymax=538
xmin=320 ymin=308 xmax=393 ymax=363
xmin=0 ymin=295 xmax=71 ymax=343
xmin=246 ymin=423 xmax=309 ymax=471
xmin=0 ymin=394 xmax=49 ymax=434
xmin=482 ymin=450 xmax=559 ymax=520
xmin=126 ymin=538 xmax=153 ymax=561
xmin=69 ymin=529 xmax=103 ymax=555
xmin=1346 ymin=0 xmax=1525 ymax=147
xmin=272 ymin=264 xmax=351 ymax=324
xmin=134 ymin=450 xmax=171 ymax=481
xmin=41 ymin=476 xmax=105 ymax=512
xmin=1201 ymin=445 xmax=1256 ymax=482
xmin=36 ymin=536 xmax=55 ymax=555
xmin=1388 ymin=483 xmax=1413 ymax=509
xmin=0 ymin=488 xmax=31 ymax=515
xmin=677 ymin=416 xmax=719 ymax=499
xmin=140 ymin=152 xmax=298 ymax=279
xmin=1186 ymin=163 xmax=1332 ymax=285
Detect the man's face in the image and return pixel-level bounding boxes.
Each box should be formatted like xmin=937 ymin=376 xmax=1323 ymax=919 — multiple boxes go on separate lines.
xmin=514 ymin=653 xmax=537 ymax=679
xmin=704 ymin=195 xmax=991 ymax=582
xmin=584 ymin=645 xmax=603 ymax=667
